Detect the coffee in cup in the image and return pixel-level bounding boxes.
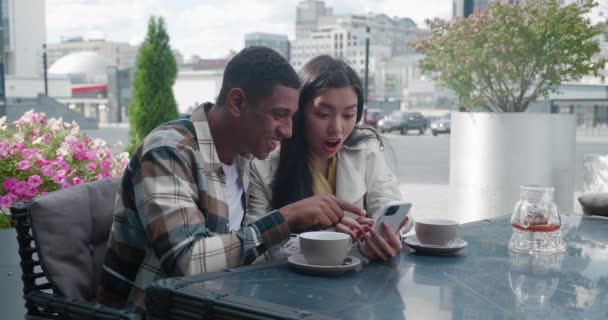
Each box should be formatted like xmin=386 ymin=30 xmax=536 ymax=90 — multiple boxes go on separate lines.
xmin=415 ymin=218 xmax=459 ymax=246
xmin=299 ymin=231 xmax=352 ymax=266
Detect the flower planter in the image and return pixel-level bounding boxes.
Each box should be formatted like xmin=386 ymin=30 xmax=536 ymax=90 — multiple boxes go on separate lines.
xmin=0 ymin=228 xmax=26 ymax=319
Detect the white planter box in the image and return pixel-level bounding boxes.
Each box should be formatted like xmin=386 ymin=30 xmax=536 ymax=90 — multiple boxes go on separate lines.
xmin=449 ymin=112 xmax=576 ymax=223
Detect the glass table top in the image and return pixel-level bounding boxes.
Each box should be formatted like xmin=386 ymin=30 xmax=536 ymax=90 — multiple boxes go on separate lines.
xmin=149 ymin=214 xmax=608 ymax=320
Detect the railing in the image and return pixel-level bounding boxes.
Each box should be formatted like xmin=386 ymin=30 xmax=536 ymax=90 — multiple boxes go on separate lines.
xmin=577 ymin=126 xmax=608 ymax=137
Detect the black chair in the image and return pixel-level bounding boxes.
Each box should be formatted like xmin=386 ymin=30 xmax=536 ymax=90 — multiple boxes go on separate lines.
xmin=11 ymin=178 xmax=140 ymax=320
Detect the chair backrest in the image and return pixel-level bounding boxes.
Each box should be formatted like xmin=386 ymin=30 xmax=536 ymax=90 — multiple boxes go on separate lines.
xmin=28 ymin=178 xmax=120 ymax=301
xmin=578 ymin=192 xmax=608 ymax=217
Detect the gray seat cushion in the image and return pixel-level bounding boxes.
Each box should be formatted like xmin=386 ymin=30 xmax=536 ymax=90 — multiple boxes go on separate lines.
xmin=29 ymin=178 xmax=120 ymax=301
xmin=578 ymin=192 xmax=608 ymax=217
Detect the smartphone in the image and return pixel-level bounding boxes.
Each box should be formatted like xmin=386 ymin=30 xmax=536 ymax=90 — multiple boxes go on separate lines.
xmin=373 ymin=201 xmax=412 ymax=234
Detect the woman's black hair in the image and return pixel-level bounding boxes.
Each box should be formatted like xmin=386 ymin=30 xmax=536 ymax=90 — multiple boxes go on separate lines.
xmin=271 ymin=55 xmax=382 ymax=210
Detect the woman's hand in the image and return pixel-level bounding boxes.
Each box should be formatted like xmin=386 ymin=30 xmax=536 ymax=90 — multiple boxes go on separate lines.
xmin=358 ymin=217 xmax=409 ymax=261
xmin=336 ymin=216 xmax=374 ymax=241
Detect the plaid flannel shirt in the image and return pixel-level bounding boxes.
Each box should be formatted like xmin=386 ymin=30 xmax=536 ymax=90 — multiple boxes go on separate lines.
xmin=96 ymin=105 xmax=291 ymax=312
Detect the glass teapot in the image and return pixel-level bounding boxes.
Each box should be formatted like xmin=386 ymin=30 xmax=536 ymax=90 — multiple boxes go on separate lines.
xmin=509 ymin=185 xmax=565 ymax=254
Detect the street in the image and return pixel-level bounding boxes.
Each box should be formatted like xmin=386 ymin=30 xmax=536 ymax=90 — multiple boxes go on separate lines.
xmin=84 ymin=127 xmax=608 ymax=218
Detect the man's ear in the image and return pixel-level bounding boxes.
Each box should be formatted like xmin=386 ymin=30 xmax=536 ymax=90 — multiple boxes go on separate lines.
xmin=225 ymin=88 xmax=247 ymax=117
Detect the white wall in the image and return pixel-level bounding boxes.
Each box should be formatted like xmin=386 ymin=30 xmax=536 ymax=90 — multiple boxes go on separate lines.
xmin=173 ymin=69 xmax=223 ymax=113
xmin=7 ymin=0 xmax=45 ymax=77
xmin=5 ymin=76 xmax=71 ymax=98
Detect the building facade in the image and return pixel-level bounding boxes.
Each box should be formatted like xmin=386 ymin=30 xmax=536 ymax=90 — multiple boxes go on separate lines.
xmin=291 ymin=0 xmax=428 ymax=104
xmin=296 ymin=0 xmax=333 ymax=39
xmin=453 ymin=0 xmax=524 ymax=17
xmin=1 ymin=0 xmax=45 ymax=77
xmin=244 ymin=32 xmax=290 ymax=61
xmin=46 ymin=37 xmax=139 ymax=70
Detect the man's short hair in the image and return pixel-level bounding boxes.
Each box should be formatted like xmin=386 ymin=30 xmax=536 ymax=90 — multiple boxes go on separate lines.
xmin=216 ymin=47 xmax=300 ymax=106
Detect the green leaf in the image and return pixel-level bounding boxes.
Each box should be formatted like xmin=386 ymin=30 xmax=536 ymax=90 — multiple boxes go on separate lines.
xmin=413 ymin=0 xmax=605 ymax=112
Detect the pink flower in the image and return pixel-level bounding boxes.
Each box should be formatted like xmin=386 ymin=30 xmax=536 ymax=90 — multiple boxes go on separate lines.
xmin=0 ymin=194 xmax=15 ymax=208
xmin=100 ymin=159 xmax=113 ymax=171
xmin=52 ymin=175 xmax=66 ymax=185
xmin=29 ymin=128 xmax=41 ymax=138
xmin=13 ymin=181 xmax=27 ymax=196
xmin=24 ymin=186 xmax=38 ymax=199
xmin=0 ymin=141 xmax=9 ymax=157
xmin=72 ymin=176 xmax=83 ymax=185
xmin=11 ymin=143 xmax=26 ymax=152
xmin=87 ymin=162 xmax=97 ymax=171
xmin=74 ymin=149 xmax=89 ymax=161
xmin=86 ymin=151 xmax=99 ymax=161
xmin=21 ymin=148 xmax=40 ymax=160
xmin=3 ymin=178 xmax=17 ymax=191
xmin=52 ymin=169 xmax=67 ymax=185
xmin=36 ymin=159 xmax=52 ymax=167
xmin=17 ymin=160 xmax=32 ymax=171
xmin=57 ymin=161 xmax=69 ymax=171
xmin=40 ymin=166 xmax=54 ymax=177
xmin=27 ymin=175 xmax=42 ymax=188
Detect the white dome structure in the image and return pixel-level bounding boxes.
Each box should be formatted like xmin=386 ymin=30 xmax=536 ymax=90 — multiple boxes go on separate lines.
xmin=48 ymin=51 xmax=113 ymax=84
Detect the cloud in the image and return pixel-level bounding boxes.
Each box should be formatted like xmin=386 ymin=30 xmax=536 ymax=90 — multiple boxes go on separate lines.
xmin=47 ymin=0 xmax=452 ymax=59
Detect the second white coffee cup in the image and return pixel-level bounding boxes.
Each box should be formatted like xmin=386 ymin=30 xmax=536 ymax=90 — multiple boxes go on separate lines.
xmin=415 ymin=218 xmax=459 ymax=246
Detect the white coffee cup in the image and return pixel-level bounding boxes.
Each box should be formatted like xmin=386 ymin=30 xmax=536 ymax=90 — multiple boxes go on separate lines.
xmin=299 ymin=231 xmax=352 ymax=266
xmin=415 ymin=218 xmax=459 ymax=246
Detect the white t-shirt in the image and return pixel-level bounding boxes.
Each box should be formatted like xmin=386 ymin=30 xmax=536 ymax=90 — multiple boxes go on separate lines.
xmin=221 ymin=162 xmax=244 ymax=232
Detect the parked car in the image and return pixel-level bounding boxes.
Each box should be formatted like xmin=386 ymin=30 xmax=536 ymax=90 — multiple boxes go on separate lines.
xmin=431 ymin=113 xmax=451 ymax=136
xmin=378 ymin=111 xmax=427 ymax=135
xmin=363 ymin=108 xmax=385 ymax=127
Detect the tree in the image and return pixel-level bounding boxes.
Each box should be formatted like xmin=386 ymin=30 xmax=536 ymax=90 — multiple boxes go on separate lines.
xmin=127 ymin=16 xmax=178 ymax=153
xmin=414 ymin=0 xmax=605 ymax=112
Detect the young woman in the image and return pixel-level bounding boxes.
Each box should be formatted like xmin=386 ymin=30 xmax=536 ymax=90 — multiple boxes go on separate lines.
xmin=247 ymin=55 xmax=409 ymax=261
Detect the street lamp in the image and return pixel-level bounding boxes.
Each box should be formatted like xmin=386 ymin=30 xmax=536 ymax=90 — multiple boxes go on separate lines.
xmin=364 ymin=26 xmax=370 ymax=103
xmin=0 ymin=2 xmax=6 ymax=117
xmin=43 ymin=44 xmax=48 ymax=96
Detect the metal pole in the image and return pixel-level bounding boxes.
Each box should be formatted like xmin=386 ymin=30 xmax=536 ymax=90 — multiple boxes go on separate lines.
xmin=43 ymin=44 xmax=48 ymax=96
xmin=0 ymin=2 xmax=6 ymax=117
xmin=364 ymin=26 xmax=370 ymax=103
xmin=116 ymin=47 xmax=122 ymax=122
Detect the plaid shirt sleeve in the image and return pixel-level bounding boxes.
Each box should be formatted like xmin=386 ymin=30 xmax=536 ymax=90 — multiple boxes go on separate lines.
xmin=135 ymin=145 xmax=290 ymax=276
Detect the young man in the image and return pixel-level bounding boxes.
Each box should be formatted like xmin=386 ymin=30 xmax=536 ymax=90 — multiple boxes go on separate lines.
xmin=96 ymin=47 xmax=366 ymax=312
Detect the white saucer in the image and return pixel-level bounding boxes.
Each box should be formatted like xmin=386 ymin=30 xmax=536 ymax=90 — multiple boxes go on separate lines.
xmin=287 ymin=254 xmax=361 ymax=275
xmin=403 ymin=235 xmax=467 ymax=255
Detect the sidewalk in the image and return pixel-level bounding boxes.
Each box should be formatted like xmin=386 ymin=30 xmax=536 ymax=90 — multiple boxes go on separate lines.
xmin=399 ymin=183 xmax=449 ymax=221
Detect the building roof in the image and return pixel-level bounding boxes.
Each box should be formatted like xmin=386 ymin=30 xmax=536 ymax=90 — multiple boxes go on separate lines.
xmin=48 ymin=51 xmax=113 ymax=84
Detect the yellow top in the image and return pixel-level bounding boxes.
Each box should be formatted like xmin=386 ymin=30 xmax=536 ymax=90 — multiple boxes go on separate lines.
xmin=310 ymin=156 xmax=338 ymax=194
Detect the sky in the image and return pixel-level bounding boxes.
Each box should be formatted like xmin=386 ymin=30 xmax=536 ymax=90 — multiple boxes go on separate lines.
xmin=46 ymin=0 xmax=454 ymax=60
